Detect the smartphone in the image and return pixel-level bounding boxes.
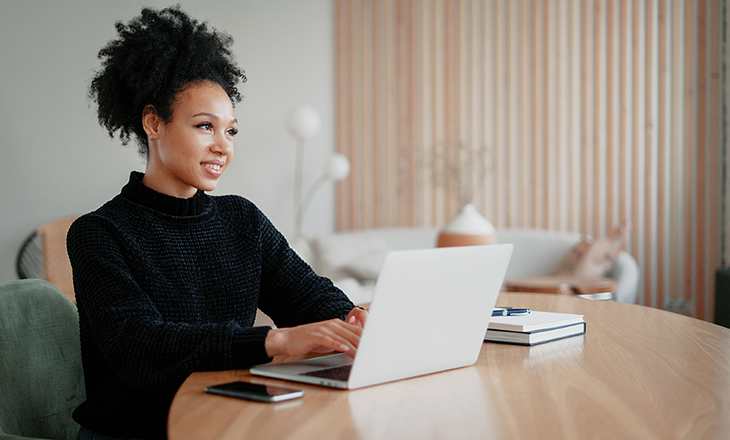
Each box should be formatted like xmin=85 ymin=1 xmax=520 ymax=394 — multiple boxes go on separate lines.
xmin=205 ymin=381 xmax=304 ymax=403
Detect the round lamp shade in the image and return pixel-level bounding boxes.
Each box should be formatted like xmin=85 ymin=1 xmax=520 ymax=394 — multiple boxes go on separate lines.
xmin=288 ymin=105 xmax=322 ymax=140
xmin=327 ymin=154 xmax=351 ymax=181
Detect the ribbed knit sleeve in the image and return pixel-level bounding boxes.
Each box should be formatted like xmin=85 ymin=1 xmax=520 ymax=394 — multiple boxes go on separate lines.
xmin=230 ymin=198 xmax=355 ymax=327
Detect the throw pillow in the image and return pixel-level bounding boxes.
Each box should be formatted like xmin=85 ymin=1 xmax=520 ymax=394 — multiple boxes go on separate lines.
xmin=551 ymin=222 xmax=631 ymax=278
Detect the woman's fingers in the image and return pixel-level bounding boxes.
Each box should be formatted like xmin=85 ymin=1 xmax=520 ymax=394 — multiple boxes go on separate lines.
xmin=310 ymin=319 xmax=362 ymax=353
xmin=265 ymin=319 xmax=363 ymax=358
xmin=345 ymin=306 xmax=369 ymax=328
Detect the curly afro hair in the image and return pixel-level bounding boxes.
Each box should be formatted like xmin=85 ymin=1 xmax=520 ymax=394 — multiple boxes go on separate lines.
xmin=89 ymin=5 xmax=247 ymax=157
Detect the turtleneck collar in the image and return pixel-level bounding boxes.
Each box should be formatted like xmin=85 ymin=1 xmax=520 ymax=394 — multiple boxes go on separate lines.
xmin=120 ymin=172 xmax=207 ymax=217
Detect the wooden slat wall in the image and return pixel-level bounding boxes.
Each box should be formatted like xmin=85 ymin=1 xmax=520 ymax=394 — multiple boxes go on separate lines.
xmin=334 ymin=0 xmax=725 ymax=321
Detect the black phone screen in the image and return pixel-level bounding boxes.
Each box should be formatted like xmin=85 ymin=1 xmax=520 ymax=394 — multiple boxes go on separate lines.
xmin=205 ymin=381 xmax=304 ymax=402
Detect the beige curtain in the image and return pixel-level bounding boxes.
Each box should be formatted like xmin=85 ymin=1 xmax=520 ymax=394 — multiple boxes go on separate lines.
xmin=335 ymin=0 xmax=725 ymax=321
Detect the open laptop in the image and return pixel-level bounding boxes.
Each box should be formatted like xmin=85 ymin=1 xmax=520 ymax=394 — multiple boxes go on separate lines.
xmin=250 ymin=243 xmax=513 ymax=390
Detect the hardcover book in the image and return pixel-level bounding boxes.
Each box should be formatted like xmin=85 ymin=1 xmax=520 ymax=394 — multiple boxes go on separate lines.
xmin=485 ymin=311 xmax=586 ymax=346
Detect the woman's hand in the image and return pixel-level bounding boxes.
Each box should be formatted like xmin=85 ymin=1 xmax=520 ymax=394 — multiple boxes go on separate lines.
xmin=265 ymin=307 xmax=369 ymax=358
xmin=265 ymin=316 xmax=363 ymax=358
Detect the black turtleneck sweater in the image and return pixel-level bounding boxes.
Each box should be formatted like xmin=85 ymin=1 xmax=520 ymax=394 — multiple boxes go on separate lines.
xmin=67 ymin=172 xmax=354 ymax=439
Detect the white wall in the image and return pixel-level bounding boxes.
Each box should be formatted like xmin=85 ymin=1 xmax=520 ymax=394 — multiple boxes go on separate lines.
xmin=0 ymin=0 xmax=336 ymax=283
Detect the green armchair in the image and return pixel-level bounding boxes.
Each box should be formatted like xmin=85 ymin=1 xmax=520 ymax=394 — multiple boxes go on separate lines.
xmin=0 ymin=279 xmax=84 ymax=440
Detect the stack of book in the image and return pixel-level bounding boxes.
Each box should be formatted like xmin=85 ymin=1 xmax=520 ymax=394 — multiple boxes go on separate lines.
xmin=485 ymin=311 xmax=586 ymax=346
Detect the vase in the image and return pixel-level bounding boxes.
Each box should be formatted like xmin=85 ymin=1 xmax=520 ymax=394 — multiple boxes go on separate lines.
xmin=436 ymin=204 xmax=498 ymax=247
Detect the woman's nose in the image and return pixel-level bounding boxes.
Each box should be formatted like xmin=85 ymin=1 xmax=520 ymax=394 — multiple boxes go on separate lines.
xmin=211 ymin=134 xmax=233 ymax=155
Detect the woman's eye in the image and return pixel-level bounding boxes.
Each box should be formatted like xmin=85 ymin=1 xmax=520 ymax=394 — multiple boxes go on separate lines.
xmin=227 ymin=128 xmax=239 ymax=137
xmin=196 ymin=123 xmax=213 ymax=131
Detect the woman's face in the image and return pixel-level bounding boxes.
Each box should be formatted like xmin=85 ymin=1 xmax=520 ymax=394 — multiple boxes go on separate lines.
xmin=143 ymin=81 xmax=238 ymax=198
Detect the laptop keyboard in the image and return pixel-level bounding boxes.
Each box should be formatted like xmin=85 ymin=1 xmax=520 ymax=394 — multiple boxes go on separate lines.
xmin=300 ymin=364 xmax=352 ymax=381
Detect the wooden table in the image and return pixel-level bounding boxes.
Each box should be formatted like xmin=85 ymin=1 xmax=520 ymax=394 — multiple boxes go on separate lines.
xmin=168 ymin=293 xmax=730 ymax=440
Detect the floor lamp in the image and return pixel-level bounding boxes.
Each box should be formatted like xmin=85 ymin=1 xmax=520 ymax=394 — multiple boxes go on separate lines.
xmin=294 ymin=153 xmax=350 ymax=238
xmin=287 ymin=106 xmax=351 ymax=261
xmin=288 ymin=105 xmax=322 ymax=227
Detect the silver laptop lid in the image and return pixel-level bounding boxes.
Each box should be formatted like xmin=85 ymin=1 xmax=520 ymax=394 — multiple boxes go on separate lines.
xmin=347 ymin=244 xmax=513 ymax=389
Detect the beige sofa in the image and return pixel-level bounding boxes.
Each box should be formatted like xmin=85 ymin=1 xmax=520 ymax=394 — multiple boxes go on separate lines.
xmin=298 ymin=227 xmax=640 ymax=305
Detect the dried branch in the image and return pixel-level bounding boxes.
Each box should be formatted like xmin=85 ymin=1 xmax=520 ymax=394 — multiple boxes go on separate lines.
xmin=420 ymin=140 xmax=492 ymax=207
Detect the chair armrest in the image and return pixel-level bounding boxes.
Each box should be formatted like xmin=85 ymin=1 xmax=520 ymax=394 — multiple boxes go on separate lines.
xmin=612 ymin=251 xmax=640 ymax=304
xmin=0 ymin=434 xmax=51 ymax=440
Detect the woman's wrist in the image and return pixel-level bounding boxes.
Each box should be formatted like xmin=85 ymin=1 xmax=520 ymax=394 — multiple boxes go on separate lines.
xmin=264 ymin=328 xmax=283 ymax=358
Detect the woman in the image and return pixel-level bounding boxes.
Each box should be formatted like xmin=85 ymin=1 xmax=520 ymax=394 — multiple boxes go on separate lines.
xmin=67 ymin=6 xmax=367 ymax=440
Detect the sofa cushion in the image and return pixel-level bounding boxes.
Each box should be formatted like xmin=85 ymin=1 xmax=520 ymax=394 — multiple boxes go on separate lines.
xmin=550 ymin=223 xmax=631 ymax=279
xmin=496 ymin=229 xmax=581 ymax=281
xmin=342 ymin=241 xmax=392 ymax=281
xmin=312 ymin=228 xmax=438 ymax=280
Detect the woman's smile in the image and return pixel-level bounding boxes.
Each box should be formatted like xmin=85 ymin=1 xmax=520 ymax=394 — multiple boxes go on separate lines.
xmin=202 ymin=161 xmax=225 ymax=177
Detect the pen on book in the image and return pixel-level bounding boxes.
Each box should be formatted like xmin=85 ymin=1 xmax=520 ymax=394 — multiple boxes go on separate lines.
xmin=492 ymin=307 xmax=531 ymax=317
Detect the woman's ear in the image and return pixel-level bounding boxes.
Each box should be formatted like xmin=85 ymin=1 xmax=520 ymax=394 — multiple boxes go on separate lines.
xmin=142 ymin=105 xmax=161 ymax=140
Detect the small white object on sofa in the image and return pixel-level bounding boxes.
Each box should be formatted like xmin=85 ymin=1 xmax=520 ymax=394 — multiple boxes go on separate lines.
xmin=304 ymin=227 xmax=640 ymax=305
